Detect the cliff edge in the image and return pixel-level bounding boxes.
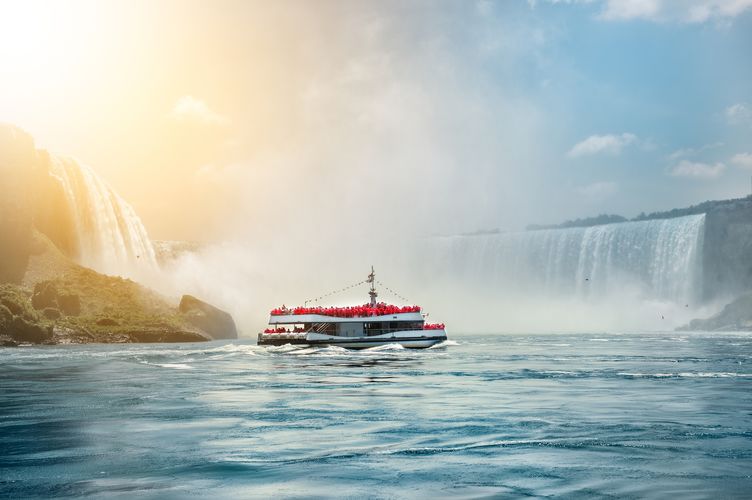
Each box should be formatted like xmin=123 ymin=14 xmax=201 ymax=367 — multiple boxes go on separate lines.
xmin=0 ymin=124 xmax=238 ymax=345
xmin=679 ymin=293 xmax=752 ymax=332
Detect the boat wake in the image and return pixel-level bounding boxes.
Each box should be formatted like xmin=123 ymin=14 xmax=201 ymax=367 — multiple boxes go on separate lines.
xmin=430 ymin=340 xmax=459 ymax=348
xmin=365 ymin=343 xmax=406 ymax=351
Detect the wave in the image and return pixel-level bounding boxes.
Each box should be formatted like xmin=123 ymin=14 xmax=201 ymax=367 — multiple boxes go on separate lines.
xmin=263 ymin=435 xmax=692 ymax=467
xmin=473 ymin=368 xmax=752 ymax=381
xmin=618 ymin=372 xmax=752 ymax=379
xmin=149 ymin=362 xmax=193 ymax=370
xmin=429 ymin=340 xmax=459 ymax=348
xmin=364 ymin=343 xmax=406 ymax=351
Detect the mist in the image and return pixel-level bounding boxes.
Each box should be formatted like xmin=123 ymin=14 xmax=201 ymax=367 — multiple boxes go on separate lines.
xmin=128 ymin=2 xmax=724 ymax=336
xmin=144 ymin=219 xmax=724 ymax=336
xmin=5 ymin=1 xmax=745 ymax=336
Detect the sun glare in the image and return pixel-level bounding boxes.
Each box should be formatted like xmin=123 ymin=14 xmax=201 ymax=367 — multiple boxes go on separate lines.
xmin=0 ymin=1 xmax=110 ymax=94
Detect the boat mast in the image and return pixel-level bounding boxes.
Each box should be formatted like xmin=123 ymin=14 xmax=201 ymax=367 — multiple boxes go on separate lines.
xmin=367 ymin=266 xmax=378 ymax=306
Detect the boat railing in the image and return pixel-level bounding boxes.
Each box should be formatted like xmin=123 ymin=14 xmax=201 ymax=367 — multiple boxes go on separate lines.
xmin=270 ymin=304 xmax=422 ymax=318
xmin=262 ymin=324 xmax=444 ymax=336
xmin=363 ymin=326 xmax=422 ymax=336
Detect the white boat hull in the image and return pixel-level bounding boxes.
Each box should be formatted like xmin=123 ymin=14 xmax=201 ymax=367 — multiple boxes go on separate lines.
xmin=258 ymin=329 xmax=447 ymax=349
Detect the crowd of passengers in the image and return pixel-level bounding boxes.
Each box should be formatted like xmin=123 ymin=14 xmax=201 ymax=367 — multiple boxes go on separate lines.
xmin=263 ymin=327 xmax=307 ymax=334
xmin=263 ymin=323 xmax=445 ymax=334
xmin=270 ymin=303 xmax=422 ymax=318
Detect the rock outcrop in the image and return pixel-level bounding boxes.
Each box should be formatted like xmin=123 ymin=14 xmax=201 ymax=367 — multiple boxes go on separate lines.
xmin=0 ymin=284 xmax=53 ymax=343
xmin=0 ymin=126 xmax=36 ymax=283
xmin=179 ymin=295 xmax=238 ymax=340
xmin=0 ymin=234 xmax=215 ymax=345
xmin=680 ymin=293 xmax=752 ymax=331
xmin=702 ymin=199 xmax=752 ymax=301
xmin=0 ymin=125 xmax=241 ymax=345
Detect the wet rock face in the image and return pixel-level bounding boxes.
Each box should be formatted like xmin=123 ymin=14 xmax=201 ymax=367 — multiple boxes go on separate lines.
xmin=0 ymin=126 xmax=80 ymax=280
xmin=0 ymin=284 xmax=52 ymax=343
xmin=681 ymin=292 xmax=752 ymax=331
xmin=1 ymin=297 xmax=24 ymax=317
xmin=179 ymin=295 xmax=238 ymax=340
xmin=0 ymin=305 xmax=12 ymax=330
xmin=32 ymin=281 xmax=58 ymax=310
xmin=43 ymin=308 xmax=62 ymax=320
xmin=0 ymin=336 xmax=19 ymax=346
xmin=0 ymin=126 xmax=35 ymax=284
xmin=8 ymin=316 xmax=53 ymax=343
xmin=31 ymin=281 xmax=81 ymax=316
xmin=96 ymin=317 xmax=119 ymax=326
xmin=703 ymin=200 xmax=752 ymax=301
xmin=57 ymin=294 xmax=81 ymax=316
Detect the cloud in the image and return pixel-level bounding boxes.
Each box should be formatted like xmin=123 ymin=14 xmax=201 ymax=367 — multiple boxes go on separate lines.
xmin=530 ymin=0 xmax=596 ymax=5
xmin=599 ymin=0 xmax=660 ymax=20
xmin=567 ymin=133 xmax=637 ymax=157
xmin=171 ymin=96 xmax=227 ymax=125
xmin=667 ymin=142 xmax=724 ymax=161
xmin=538 ymin=0 xmax=752 ymax=23
xmin=670 ymin=160 xmax=725 ymax=179
xmin=576 ymin=180 xmax=618 ymax=199
xmin=599 ymin=0 xmax=752 ymax=22
xmin=731 ymin=153 xmax=752 ymax=170
xmin=726 ymin=103 xmax=751 ymax=124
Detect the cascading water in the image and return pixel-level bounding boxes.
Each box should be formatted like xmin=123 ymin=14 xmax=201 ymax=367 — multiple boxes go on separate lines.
xmin=48 ymin=155 xmax=157 ymax=276
xmin=424 ymin=214 xmax=705 ymax=305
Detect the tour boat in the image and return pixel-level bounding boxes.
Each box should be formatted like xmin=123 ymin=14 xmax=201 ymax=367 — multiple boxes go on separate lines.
xmin=257 ymin=268 xmax=447 ymax=349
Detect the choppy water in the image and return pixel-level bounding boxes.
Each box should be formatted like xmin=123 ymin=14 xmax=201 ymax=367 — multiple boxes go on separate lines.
xmin=1 ymin=333 xmax=751 ymax=499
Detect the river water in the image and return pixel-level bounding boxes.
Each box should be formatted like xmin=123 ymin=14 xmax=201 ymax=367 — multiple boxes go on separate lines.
xmin=1 ymin=333 xmax=751 ymax=499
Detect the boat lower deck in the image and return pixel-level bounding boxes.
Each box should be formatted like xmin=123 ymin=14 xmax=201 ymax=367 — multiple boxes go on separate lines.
xmin=257 ymin=331 xmax=447 ymax=349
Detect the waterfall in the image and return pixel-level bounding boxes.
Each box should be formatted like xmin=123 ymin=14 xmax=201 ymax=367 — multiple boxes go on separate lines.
xmin=48 ymin=155 xmax=157 ymax=276
xmin=423 ymin=214 xmax=705 ymax=304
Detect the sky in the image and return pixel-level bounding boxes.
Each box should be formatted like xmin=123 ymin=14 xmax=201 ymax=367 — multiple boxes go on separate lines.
xmin=1 ymin=0 xmax=751 ymax=243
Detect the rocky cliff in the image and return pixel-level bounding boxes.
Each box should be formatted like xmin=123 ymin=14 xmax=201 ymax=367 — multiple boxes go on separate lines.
xmin=701 ymin=198 xmax=752 ymax=301
xmin=0 ymin=126 xmax=84 ymax=281
xmin=0 ymin=230 xmax=214 ymax=346
xmin=680 ymin=292 xmax=752 ymax=331
xmin=0 ymin=126 xmax=35 ymax=283
xmin=179 ymin=295 xmax=238 ymax=340
xmin=0 ymin=125 xmax=238 ymax=345
xmin=528 ymin=196 xmax=752 ymax=331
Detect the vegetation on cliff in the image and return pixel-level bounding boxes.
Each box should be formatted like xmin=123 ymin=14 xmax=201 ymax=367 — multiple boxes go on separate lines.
xmin=0 ymin=231 xmax=212 ymax=346
xmin=527 ymin=196 xmax=752 ymax=231
xmin=527 ymin=214 xmax=627 ymax=231
xmin=0 ymin=125 xmax=237 ymax=345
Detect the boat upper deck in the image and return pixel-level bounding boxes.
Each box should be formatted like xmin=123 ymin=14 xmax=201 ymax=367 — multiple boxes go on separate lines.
xmin=269 ymin=311 xmax=424 ymax=325
xmin=269 ymin=303 xmax=423 ymax=324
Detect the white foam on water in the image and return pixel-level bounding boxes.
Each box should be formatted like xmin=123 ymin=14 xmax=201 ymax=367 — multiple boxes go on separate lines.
xmin=618 ymin=372 xmax=752 ymax=378
xmin=139 ymin=361 xmax=193 ymax=370
xmin=204 ymin=344 xmax=262 ymax=356
xmin=155 ymin=363 xmax=193 ymax=370
xmin=287 ymin=347 xmax=323 ymax=355
xmin=429 ymin=340 xmax=459 ymax=349
xmin=365 ymin=343 xmax=406 ymax=351
xmin=265 ymin=344 xmax=307 ymax=353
